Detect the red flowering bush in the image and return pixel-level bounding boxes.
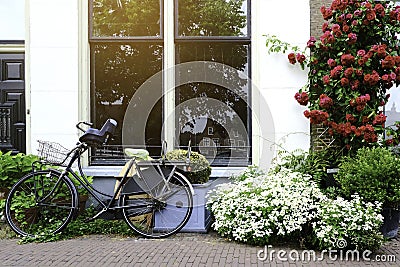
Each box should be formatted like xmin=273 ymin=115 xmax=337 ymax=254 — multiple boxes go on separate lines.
xmin=269 ymin=0 xmax=400 ymax=153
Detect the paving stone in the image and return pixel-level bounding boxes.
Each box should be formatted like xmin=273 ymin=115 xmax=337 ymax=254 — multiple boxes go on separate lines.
xmin=0 ymin=232 xmax=399 ymax=266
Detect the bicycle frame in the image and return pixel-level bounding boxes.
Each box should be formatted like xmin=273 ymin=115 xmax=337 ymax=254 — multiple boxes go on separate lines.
xmin=41 ymin=142 xmax=193 ymax=220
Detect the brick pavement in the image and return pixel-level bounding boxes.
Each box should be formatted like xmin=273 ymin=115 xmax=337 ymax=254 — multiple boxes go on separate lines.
xmin=0 ymin=231 xmax=399 ymax=266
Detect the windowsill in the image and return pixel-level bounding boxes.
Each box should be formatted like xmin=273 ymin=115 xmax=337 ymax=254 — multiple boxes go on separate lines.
xmin=82 ymin=166 xmax=246 ymax=178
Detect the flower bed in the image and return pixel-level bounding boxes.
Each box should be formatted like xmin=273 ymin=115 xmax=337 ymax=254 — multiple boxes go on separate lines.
xmin=207 ymin=166 xmax=384 ymax=251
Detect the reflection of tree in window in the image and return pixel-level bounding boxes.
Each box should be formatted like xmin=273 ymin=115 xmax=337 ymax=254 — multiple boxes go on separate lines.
xmin=92 ymin=0 xmax=161 ymax=37
xmin=177 ymin=0 xmax=247 ymax=37
xmin=176 ymin=0 xmax=250 ymax=166
xmin=93 ymin=44 xmax=163 ymax=148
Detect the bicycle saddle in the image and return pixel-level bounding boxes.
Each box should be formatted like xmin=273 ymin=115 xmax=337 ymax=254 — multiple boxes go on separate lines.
xmin=79 ymin=119 xmax=117 ymax=146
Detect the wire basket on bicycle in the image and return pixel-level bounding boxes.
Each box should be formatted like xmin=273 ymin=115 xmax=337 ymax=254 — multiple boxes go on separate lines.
xmin=37 ymin=140 xmax=71 ymax=165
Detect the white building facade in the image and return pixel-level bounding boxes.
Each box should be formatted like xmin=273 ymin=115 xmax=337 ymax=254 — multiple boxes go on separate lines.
xmin=0 ymin=0 xmax=311 ymax=176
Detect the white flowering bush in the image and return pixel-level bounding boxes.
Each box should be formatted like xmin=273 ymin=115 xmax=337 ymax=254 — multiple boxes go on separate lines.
xmin=207 ymin=168 xmax=324 ymax=245
xmin=208 ymin=166 xmax=386 ymax=251
xmin=312 ymin=195 xmax=384 ymax=251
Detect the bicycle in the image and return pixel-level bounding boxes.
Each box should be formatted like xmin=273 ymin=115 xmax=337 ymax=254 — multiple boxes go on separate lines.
xmin=5 ymin=119 xmax=194 ymax=238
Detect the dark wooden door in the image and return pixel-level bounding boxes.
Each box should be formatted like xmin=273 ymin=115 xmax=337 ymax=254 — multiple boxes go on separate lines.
xmin=0 ymin=53 xmax=25 ymax=154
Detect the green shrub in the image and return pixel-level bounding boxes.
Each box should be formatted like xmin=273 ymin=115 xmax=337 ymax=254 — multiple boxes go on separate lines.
xmin=270 ymin=148 xmax=334 ymax=189
xmin=335 ymin=147 xmax=400 ymax=206
xmin=0 ymin=152 xmax=39 ymax=189
xmin=18 ymin=207 xmax=133 ymax=243
xmin=166 ymin=149 xmax=211 ymax=184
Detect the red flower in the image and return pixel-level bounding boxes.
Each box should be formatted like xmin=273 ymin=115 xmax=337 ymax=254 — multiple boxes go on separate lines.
xmin=351 ymin=80 xmax=360 ymax=90
xmin=322 ymin=22 xmax=330 ymax=32
xmin=341 ymin=54 xmax=355 ymax=66
xmin=296 ymin=53 xmax=306 ymax=64
xmin=346 ymin=114 xmax=356 ymax=123
xmin=327 ymin=58 xmax=337 ymax=68
xmin=344 ymin=67 xmax=353 ymax=78
xmin=321 ymin=31 xmax=335 ymax=44
xmin=375 ymin=4 xmax=385 ymax=16
xmin=363 ymin=71 xmax=380 ymax=86
xmin=321 ymin=6 xmax=333 ymax=20
xmin=323 ymin=75 xmax=330 ymax=84
xmin=307 ymin=37 xmax=317 ymax=48
xmin=343 ymin=24 xmax=350 ymax=33
xmin=376 ymin=44 xmax=387 ymax=58
xmin=288 ymin=53 xmax=296 ymax=64
xmin=332 ymin=24 xmax=341 ymax=33
xmin=357 ymin=50 xmax=366 ymax=57
xmin=386 ymin=139 xmax=395 ymax=146
xmin=372 ymin=113 xmax=387 ymax=126
xmin=366 ymin=10 xmax=376 ymax=21
xmin=304 ymin=110 xmax=329 ymax=124
xmin=364 ymin=132 xmax=377 ymax=143
xmin=294 ymin=92 xmax=309 ymax=106
xmin=341 ymin=77 xmax=350 ymax=86
xmin=395 ymin=56 xmax=400 ymax=67
xmin=330 ymin=65 xmax=343 ymax=78
xmin=347 ymin=33 xmax=357 ymax=45
xmin=354 ymin=10 xmax=362 ymax=17
xmin=382 ymin=55 xmax=395 ymax=69
xmin=356 ymin=104 xmax=366 ymax=112
xmin=319 ymin=94 xmax=333 ymax=109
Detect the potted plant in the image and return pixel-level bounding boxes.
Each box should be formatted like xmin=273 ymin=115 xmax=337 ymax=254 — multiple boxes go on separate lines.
xmin=334 ymin=147 xmax=400 ymax=238
xmin=163 ymin=149 xmax=213 ymax=232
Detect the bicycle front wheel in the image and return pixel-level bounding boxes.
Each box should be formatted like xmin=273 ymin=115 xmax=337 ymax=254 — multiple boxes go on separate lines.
xmin=121 ymin=171 xmax=193 ymax=238
xmin=5 ymin=170 xmax=78 ymax=237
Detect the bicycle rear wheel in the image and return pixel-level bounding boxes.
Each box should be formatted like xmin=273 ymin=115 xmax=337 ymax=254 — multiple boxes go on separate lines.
xmin=121 ymin=171 xmax=193 ymax=238
xmin=5 ymin=170 xmax=78 ymax=237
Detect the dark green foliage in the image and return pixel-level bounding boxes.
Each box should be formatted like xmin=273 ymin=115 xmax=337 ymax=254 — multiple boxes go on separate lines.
xmin=0 ymin=152 xmax=39 ymax=189
xmin=18 ymin=207 xmax=133 ymax=243
xmin=166 ymin=150 xmax=211 ymax=184
xmin=335 ymin=147 xmax=400 ymax=206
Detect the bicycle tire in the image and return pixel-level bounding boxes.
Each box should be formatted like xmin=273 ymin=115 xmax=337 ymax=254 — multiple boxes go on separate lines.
xmin=121 ymin=171 xmax=193 ymax=238
xmin=5 ymin=169 xmax=78 ymax=237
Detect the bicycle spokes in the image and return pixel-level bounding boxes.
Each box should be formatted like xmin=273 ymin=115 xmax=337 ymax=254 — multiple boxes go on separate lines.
xmin=5 ymin=171 xmax=77 ymax=237
xmin=121 ymin=173 xmax=193 ymax=238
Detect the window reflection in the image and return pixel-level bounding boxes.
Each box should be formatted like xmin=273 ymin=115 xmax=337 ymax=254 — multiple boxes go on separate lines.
xmin=177 ymin=0 xmax=248 ymax=37
xmin=176 ymin=44 xmax=250 ymax=166
xmin=92 ymin=43 xmax=163 ymax=163
xmin=92 ymin=0 xmax=161 ymax=37
xmin=385 ymin=85 xmax=400 ymax=129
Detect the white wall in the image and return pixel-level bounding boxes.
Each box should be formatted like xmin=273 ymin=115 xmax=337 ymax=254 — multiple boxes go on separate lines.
xmin=254 ymin=0 xmax=310 ymax=166
xmin=0 ymin=0 xmax=25 ymax=40
xmin=28 ymin=0 xmax=79 ymax=152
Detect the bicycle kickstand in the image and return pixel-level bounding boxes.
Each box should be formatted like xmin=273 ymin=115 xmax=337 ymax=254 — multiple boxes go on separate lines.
xmin=84 ymin=208 xmax=108 ymax=223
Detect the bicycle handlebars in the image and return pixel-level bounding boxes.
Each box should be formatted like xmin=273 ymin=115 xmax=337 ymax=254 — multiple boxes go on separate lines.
xmin=76 ymin=121 xmax=93 ymax=133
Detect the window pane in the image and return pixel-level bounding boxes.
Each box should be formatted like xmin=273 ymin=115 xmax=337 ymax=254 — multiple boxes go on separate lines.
xmin=177 ymin=0 xmax=248 ymax=37
xmin=91 ymin=0 xmax=161 ymax=37
xmin=176 ymin=44 xmax=250 ymax=166
xmin=91 ymin=43 xmax=163 ymax=164
xmin=385 ymin=85 xmax=400 ymax=130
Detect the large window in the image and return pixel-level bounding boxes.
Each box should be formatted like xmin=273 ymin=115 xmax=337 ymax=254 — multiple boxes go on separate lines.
xmin=89 ymin=0 xmax=251 ymax=166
